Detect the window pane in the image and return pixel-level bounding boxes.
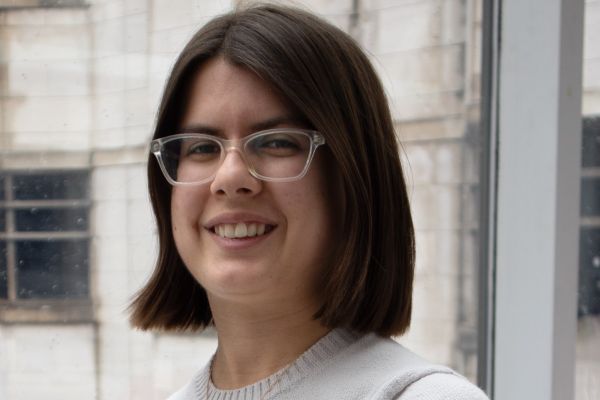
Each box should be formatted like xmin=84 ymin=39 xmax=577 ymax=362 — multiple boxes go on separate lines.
xmin=578 ymin=2 xmax=600 ymax=398
xmin=16 ymin=240 xmax=89 ymax=299
xmin=0 ymin=175 xmax=5 ymax=200
xmin=579 ymin=228 xmax=600 ymax=316
xmin=0 ymin=241 xmax=6 ymax=299
xmin=15 ymin=207 xmax=88 ymax=232
xmin=0 ymin=210 xmax=5 ymax=231
xmin=13 ymin=172 xmax=89 ymax=200
xmin=582 ymin=117 xmax=600 ymax=168
xmin=581 ymin=178 xmax=600 ymax=217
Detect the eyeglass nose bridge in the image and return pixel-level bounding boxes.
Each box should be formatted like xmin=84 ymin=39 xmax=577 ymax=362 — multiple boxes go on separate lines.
xmin=215 ymin=138 xmax=258 ymax=178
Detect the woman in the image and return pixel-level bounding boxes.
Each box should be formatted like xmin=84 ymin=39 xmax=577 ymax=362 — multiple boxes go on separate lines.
xmin=130 ymin=4 xmax=489 ymax=400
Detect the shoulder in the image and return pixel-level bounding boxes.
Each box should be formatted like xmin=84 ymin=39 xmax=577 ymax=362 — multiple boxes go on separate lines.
xmin=313 ymin=331 xmax=489 ymax=400
xmin=395 ymin=372 xmax=489 ymax=400
xmin=336 ymin=332 xmax=433 ymax=370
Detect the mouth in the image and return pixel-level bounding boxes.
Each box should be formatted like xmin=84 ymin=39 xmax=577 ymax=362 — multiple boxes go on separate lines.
xmin=209 ymin=222 xmax=276 ymax=239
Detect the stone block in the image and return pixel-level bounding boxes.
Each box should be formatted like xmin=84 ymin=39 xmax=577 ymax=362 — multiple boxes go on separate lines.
xmin=397 ymin=315 xmax=457 ymax=366
xmin=94 ymin=18 xmax=126 ymax=58
xmin=5 ymin=24 xmax=90 ymax=61
xmin=374 ymin=45 xmax=464 ymax=98
xmin=411 ymin=184 xmax=461 ymax=230
xmin=5 ymin=95 xmax=90 ymax=133
xmin=583 ymin=91 xmax=600 ymax=115
xmin=94 ymin=55 xmax=126 ymax=94
xmin=396 ymin=117 xmax=466 ymax=142
xmin=389 ymin=90 xmax=464 ymax=121
xmin=128 ymin=233 xmax=158 ymax=279
xmin=434 ymin=141 xmax=463 ymax=184
xmin=191 ymin=0 xmax=234 ymax=20
xmin=584 ymin=58 xmax=600 ymax=90
xmin=125 ymin=13 xmax=148 ymax=53
xmin=403 ymin=142 xmax=435 ymax=184
xmin=125 ymin=53 xmax=148 ymax=90
xmin=296 ymin=0 xmax=353 ymax=15
xmin=412 ymin=272 xmax=459 ymax=320
xmin=415 ymin=230 xmax=461 ymax=276
xmin=42 ymin=9 xmax=88 ymax=25
xmin=128 ymin=197 xmax=155 ymax=236
xmin=94 ymin=92 xmax=127 ymax=130
xmin=371 ymin=1 xmax=442 ymax=54
xmin=47 ymin=59 xmax=90 ymax=96
xmin=125 ymin=0 xmax=148 ymax=15
xmin=584 ymin=2 xmax=600 ymax=59
xmin=6 ymin=61 xmax=47 ymax=96
xmin=152 ymin=0 xmax=195 ymax=31
xmin=92 ymin=128 xmax=128 ymax=150
xmin=153 ymin=334 xmax=218 ymax=395
xmin=126 ymin=165 xmax=151 ymax=199
xmin=4 ymin=9 xmax=46 ymax=25
xmin=125 ymin=88 xmax=151 ymax=127
xmin=1 ymin=325 xmax=96 ymax=400
xmin=126 ymin=124 xmax=152 ymax=147
xmin=96 ymin=259 xmax=130 ymax=307
xmin=94 ymin=198 xmax=128 ymax=237
xmin=104 ymin=0 xmax=126 ymax=20
xmin=93 ymin=165 xmax=130 ymax=200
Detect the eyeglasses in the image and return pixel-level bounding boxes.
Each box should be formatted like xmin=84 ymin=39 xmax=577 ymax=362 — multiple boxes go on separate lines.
xmin=151 ymin=128 xmax=326 ymax=185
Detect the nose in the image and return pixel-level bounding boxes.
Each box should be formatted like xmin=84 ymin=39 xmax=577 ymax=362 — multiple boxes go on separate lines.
xmin=209 ymin=149 xmax=262 ymax=197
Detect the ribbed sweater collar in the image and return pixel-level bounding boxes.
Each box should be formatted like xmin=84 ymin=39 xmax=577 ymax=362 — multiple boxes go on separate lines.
xmin=193 ymin=328 xmax=361 ymax=400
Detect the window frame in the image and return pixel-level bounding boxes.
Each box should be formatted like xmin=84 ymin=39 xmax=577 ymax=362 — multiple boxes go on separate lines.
xmin=491 ymin=0 xmax=584 ymax=399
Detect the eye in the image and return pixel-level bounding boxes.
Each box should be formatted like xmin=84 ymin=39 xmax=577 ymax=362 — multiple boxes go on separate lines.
xmin=182 ymin=139 xmax=221 ymax=159
xmin=251 ymin=133 xmax=304 ymax=157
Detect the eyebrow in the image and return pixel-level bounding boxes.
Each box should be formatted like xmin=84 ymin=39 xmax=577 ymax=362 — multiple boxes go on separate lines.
xmin=179 ymin=115 xmax=309 ymax=135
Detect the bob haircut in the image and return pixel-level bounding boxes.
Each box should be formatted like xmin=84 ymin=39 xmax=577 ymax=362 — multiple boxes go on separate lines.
xmin=130 ymin=3 xmax=415 ymax=337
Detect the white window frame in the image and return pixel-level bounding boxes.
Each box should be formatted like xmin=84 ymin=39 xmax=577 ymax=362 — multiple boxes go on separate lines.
xmin=491 ymin=0 xmax=585 ymax=399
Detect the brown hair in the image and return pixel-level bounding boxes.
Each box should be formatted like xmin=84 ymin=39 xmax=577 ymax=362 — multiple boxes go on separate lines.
xmin=129 ymin=4 xmax=415 ymax=337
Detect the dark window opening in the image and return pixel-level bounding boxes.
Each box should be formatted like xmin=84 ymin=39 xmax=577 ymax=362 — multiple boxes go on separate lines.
xmin=579 ymin=116 xmax=600 ymax=317
xmin=0 ymin=170 xmax=90 ymax=308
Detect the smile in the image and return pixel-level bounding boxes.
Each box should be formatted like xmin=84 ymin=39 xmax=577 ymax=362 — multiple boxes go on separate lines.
xmin=211 ymin=222 xmax=276 ymax=239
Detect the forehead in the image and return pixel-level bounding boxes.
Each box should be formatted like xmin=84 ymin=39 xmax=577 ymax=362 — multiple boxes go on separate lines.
xmin=179 ymin=57 xmax=295 ymax=131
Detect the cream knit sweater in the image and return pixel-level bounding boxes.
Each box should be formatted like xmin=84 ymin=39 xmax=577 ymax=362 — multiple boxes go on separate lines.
xmin=168 ymin=328 xmax=489 ymax=400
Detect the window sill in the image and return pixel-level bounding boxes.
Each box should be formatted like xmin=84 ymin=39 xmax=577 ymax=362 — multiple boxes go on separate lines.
xmin=0 ymin=299 xmax=93 ymax=324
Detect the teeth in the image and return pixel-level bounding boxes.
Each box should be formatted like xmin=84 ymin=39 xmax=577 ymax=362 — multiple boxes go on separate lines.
xmin=214 ymin=223 xmax=269 ymax=239
xmin=234 ymin=223 xmax=247 ymax=238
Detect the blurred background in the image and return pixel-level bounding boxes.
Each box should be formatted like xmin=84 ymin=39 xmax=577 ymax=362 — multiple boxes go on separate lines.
xmin=0 ymin=0 xmax=597 ymax=399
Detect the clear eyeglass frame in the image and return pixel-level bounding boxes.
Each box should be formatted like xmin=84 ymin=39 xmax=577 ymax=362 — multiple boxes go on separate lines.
xmin=150 ymin=128 xmax=326 ymax=186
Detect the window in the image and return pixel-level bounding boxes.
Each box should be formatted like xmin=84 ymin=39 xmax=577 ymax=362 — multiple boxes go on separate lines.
xmin=0 ymin=170 xmax=92 ymax=323
xmin=579 ymin=116 xmax=600 ymax=317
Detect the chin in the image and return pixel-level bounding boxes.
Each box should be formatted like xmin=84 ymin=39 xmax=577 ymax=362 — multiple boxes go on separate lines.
xmin=200 ymin=261 xmax=274 ymax=297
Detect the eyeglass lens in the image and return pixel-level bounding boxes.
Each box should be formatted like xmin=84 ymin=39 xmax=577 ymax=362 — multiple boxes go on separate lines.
xmin=159 ymin=131 xmax=313 ymax=183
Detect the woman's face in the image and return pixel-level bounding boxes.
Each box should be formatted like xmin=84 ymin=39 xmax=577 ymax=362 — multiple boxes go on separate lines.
xmin=171 ymin=57 xmax=335 ymax=309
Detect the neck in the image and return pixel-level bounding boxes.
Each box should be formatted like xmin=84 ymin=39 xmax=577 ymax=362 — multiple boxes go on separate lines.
xmin=208 ymin=296 xmax=330 ymax=389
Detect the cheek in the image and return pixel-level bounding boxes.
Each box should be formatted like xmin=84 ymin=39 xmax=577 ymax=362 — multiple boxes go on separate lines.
xmin=170 ymin=187 xmax=206 ymax=234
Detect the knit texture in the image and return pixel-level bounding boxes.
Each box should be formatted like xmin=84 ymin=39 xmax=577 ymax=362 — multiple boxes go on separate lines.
xmin=168 ymin=328 xmax=489 ymax=400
